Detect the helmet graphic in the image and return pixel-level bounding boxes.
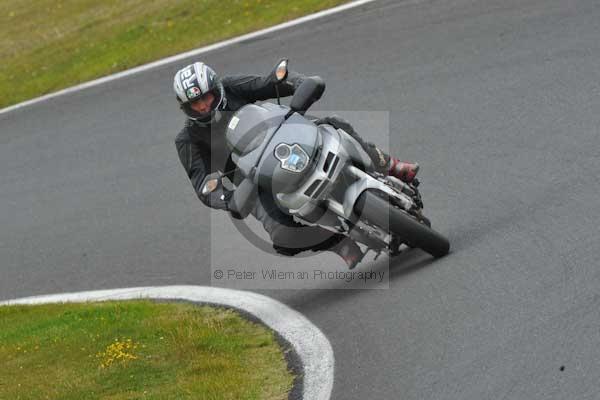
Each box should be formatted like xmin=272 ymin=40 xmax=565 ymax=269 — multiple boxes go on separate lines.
xmin=173 ymin=62 xmax=226 ymax=124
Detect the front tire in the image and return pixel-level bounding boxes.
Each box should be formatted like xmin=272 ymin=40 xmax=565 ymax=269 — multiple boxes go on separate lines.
xmin=354 ymin=191 xmax=450 ymax=258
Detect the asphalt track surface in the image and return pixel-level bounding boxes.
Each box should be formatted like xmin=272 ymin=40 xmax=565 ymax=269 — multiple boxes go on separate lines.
xmin=2 ymin=0 xmax=600 ymax=398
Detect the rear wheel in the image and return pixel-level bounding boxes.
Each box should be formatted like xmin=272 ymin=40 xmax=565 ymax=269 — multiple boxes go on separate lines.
xmin=354 ymin=190 xmax=450 ymax=258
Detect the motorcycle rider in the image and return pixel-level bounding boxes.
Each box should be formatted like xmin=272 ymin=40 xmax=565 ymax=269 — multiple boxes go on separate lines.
xmin=173 ymin=61 xmax=419 ymax=268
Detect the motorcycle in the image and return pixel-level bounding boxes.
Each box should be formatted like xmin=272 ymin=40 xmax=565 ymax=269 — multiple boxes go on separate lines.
xmin=202 ymin=59 xmax=450 ymax=264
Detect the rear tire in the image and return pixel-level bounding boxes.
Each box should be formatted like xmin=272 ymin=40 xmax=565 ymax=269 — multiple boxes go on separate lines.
xmin=354 ymin=191 xmax=450 ymax=258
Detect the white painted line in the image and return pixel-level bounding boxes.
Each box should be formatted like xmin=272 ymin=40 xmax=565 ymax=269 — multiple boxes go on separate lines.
xmin=0 ymin=0 xmax=379 ymax=116
xmin=0 ymin=286 xmax=334 ymax=400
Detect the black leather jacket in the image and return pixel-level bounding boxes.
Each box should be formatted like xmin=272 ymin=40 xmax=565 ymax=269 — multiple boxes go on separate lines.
xmin=174 ymin=71 xmax=307 ymax=210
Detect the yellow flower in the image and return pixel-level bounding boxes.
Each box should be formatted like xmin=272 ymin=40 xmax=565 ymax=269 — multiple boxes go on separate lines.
xmin=97 ymin=338 xmax=139 ymax=368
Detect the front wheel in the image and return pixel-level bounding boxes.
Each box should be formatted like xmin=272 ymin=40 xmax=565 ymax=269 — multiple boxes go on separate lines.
xmin=354 ymin=191 xmax=450 ymax=258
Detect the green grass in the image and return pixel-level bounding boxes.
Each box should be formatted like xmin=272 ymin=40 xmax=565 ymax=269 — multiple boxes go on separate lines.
xmin=0 ymin=0 xmax=349 ymax=109
xmin=0 ymin=300 xmax=295 ymax=399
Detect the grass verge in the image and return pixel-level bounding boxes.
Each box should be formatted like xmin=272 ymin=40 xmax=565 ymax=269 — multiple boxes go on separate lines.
xmin=0 ymin=300 xmax=294 ymax=399
xmin=0 ymin=0 xmax=349 ymax=109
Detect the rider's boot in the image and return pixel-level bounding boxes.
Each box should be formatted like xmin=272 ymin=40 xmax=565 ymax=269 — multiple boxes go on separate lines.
xmin=364 ymin=145 xmax=420 ymax=184
xmin=387 ymin=157 xmax=420 ymax=184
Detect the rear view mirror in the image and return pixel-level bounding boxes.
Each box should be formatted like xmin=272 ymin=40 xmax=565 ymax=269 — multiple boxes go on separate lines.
xmin=274 ymin=59 xmax=289 ymax=82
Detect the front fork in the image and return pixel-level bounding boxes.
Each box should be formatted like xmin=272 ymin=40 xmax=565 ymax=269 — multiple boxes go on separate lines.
xmin=384 ymin=175 xmax=424 ymax=209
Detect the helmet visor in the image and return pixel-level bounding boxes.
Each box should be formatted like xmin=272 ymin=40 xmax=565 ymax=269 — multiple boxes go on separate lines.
xmin=181 ymin=89 xmax=221 ymax=121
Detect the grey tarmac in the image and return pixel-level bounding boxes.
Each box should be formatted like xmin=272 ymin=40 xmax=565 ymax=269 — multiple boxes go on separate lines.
xmin=2 ymin=0 xmax=600 ymax=399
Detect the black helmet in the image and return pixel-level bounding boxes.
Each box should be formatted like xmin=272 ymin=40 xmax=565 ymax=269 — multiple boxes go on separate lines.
xmin=173 ymin=62 xmax=226 ymax=125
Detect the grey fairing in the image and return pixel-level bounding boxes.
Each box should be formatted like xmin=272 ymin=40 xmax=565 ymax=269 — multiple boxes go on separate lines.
xmin=228 ymin=176 xmax=255 ymax=219
xmin=276 ymin=123 xmax=378 ymax=215
xmin=225 ymin=103 xmax=288 ymax=217
xmin=226 ymin=103 xmax=289 ymax=178
xmin=335 ymin=130 xmax=411 ymax=220
xmin=336 ymin=127 xmax=375 ymax=172
xmin=256 ymin=112 xmax=320 ymax=194
xmin=226 ymin=104 xmax=320 ymax=217
xmin=336 ymin=128 xmax=399 ymax=217
xmin=276 ymin=124 xmax=341 ymax=212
